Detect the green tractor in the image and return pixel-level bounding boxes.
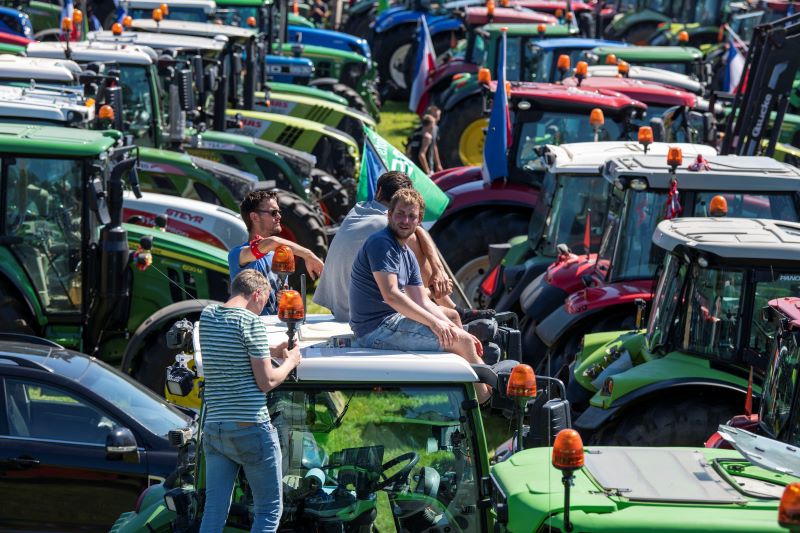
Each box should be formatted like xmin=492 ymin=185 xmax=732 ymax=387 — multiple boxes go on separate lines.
xmin=0 ymin=124 xmax=233 ymax=392
xmin=590 ymin=45 xmax=708 ymax=82
xmin=569 ymin=217 xmax=800 ymax=446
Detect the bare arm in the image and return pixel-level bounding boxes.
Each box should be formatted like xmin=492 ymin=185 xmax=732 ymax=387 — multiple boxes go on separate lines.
xmin=251 ymin=342 xmax=301 ymax=393
xmin=406 ymin=284 xmax=453 ymax=323
xmin=239 ymin=235 xmax=324 ymax=280
xmin=433 ymin=140 xmax=443 ymax=172
xmin=418 ymin=134 xmax=432 ymax=174
xmin=412 ymin=227 xmax=452 ymax=299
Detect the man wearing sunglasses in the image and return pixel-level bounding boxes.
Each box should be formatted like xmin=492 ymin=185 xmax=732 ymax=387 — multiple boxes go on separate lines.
xmin=229 ymin=190 xmax=325 ymax=315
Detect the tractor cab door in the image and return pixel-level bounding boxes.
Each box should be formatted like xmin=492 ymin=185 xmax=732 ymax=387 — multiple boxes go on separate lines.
xmin=2 ymin=157 xmax=86 ymax=328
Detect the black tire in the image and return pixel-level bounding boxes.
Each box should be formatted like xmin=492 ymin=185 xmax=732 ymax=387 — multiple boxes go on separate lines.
xmin=432 ymin=209 xmax=529 ymax=308
xmin=375 ymin=27 xmax=415 ymax=100
xmin=438 ymin=94 xmax=485 ymax=168
xmin=310 ymin=169 xmax=351 ymax=225
xmin=309 ymin=80 xmax=370 ymax=116
xmin=0 ymin=280 xmax=35 ymax=335
xmin=276 ymin=191 xmax=328 ymax=285
xmin=341 ymin=12 xmax=373 ymax=39
xmin=588 ymin=395 xmax=741 ymax=446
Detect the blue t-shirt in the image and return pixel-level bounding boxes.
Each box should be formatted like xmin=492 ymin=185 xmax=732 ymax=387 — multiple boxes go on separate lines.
xmin=228 ymin=244 xmax=279 ymax=315
xmin=349 ymin=227 xmax=422 ymax=337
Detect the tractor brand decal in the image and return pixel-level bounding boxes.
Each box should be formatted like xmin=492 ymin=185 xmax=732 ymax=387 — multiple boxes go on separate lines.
xmin=186 ymin=149 xmax=223 ymax=163
xmin=166 ymin=209 xmax=205 ymax=224
xmin=238 ymin=118 xmax=270 ymax=138
xmin=138 ymin=161 xmax=187 ymax=176
xmin=779 ymin=274 xmax=800 ymax=282
xmin=182 ymin=264 xmax=203 ymax=274
xmin=194 ymin=141 xmax=248 ymax=153
xmin=122 ymin=208 xmax=226 ymax=250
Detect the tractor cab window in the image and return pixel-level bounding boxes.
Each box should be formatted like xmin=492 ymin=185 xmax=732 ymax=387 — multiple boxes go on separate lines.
xmin=504 ymin=37 xmax=522 ymax=81
xmin=761 ymin=329 xmax=800 ymax=444
xmin=470 ymin=33 xmax=487 ymax=65
xmin=750 ymin=271 xmax=800 ymax=358
xmin=3 ymin=157 xmax=83 ymax=313
xmin=540 ymin=175 xmax=610 ymax=256
xmin=681 ymin=265 xmax=745 ymax=361
xmin=595 ymin=185 xmax=625 ymax=278
xmin=610 ymin=189 xmax=667 ymax=281
xmin=692 ymin=0 xmax=722 ymax=26
xmin=215 ymin=6 xmax=258 ymax=27
xmin=515 ymin=112 xmax=625 ymax=169
xmin=128 ymin=7 xmax=208 ymax=22
xmin=267 ymin=385 xmax=483 ymax=532
xmin=119 ymin=65 xmax=157 ymax=147
xmin=693 ymin=192 xmax=799 ymax=221
xmin=647 ymin=252 xmax=689 ymax=351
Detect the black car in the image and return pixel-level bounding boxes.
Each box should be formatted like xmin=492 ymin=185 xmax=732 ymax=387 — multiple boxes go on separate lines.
xmin=0 ymin=334 xmax=193 ymax=531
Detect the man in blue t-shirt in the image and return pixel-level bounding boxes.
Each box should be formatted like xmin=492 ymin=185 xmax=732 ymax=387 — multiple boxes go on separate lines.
xmin=350 ymin=188 xmax=490 ymax=402
xmin=229 ymin=190 xmax=325 ymax=315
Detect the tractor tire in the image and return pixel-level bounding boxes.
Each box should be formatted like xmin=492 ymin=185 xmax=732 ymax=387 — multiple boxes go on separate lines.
xmin=0 ymin=280 xmax=35 ymax=335
xmin=275 ymin=191 xmax=328 ymax=285
xmin=310 ymin=169 xmax=352 ymax=225
xmin=309 ymin=80 xmax=370 ymax=117
xmin=433 ymin=209 xmax=529 ymax=308
xmin=438 ymin=94 xmax=487 ymax=168
xmin=588 ymin=395 xmax=741 ymax=446
xmin=341 ymin=12 xmax=373 ymax=39
xmin=375 ymin=27 xmax=415 ymax=100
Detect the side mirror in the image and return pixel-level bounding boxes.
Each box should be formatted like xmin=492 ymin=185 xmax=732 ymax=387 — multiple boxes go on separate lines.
xmin=106 ymin=426 xmax=138 ymax=456
xmin=649 ymin=117 xmax=666 ymax=142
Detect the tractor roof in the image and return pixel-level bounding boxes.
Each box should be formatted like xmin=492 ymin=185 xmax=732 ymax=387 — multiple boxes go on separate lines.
xmin=464 ymin=7 xmax=557 ymax=25
xmin=128 ymin=19 xmax=254 ymax=40
xmin=0 ymin=54 xmax=82 ymax=83
xmin=563 ymin=76 xmax=697 ymax=108
xmin=533 ymin=37 xmax=626 ymax=50
xmin=215 ymin=0 xmax=264 ymax=5
xmin=0 ymin=124 xmax=120 ymax=156
xmin=653 ymin=218 xmax=800 ymax=263
xmin=605 ymin=155 xmax=800 ymax=191
xmin=122 ymin=0 xmax=216 ymax=11
xmin=0 ymin=85 xmax=94 ymax=123
xmin=586 ymin=65 xmax=703 ymax=94
xmin=499 ymin=81 xmax=646 ymax=112
xmin=27 ymin=41 xmax=157 ymax=65
xmin=202 ymin=315 xmax=482 ymax=383
xmin=544 ymin=142 xmax=715 ymax=173
xmin=592 ymin=45 xmax=703 ymax=62
xmin=482 ymin=22 xmax=576 ymax=37
xmin=89 ymin=30 xmax=227 ymax=53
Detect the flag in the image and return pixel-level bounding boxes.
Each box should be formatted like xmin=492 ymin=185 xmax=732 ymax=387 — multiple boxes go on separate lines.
xmin=409 ymin=17 xmax=436 ymax=115
xmin=481 ymin=29 xmax=511 ymax=183
xmin=357 ymin=126 xmax=450 ymax=222
xmin=724 ymin=36 xmax=745 ymax=93
xmin=377 ymin=0 xmax=390 ymax=14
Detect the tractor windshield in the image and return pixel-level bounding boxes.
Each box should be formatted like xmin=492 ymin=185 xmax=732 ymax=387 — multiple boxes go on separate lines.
xmin=606 ymin=189 xmax=668 ymax=281
xmin=215 ymin=5 xmax=259 ymax=27
xmin=538 ymin=174 xmax=610 ymax=256
xmin=521 ymin=46 xmax=592 ymax=83
xmin=761 ymin=327 xmax=800 ymax=444
xmin=129 ymin=7 xmax=208 ymax=22
xmin=646 ymin=252 xmax=689 ymax=351
xmin=267 ymin=384 xmax=484 ymax=532
xmin=4 ymin=157 xmax=85 ymax=313
xmin=750 ymin=271 xmax=800 ymax=357
xmin=515 ymin=112 xmax=628 ymax=168
xmin=119 ymin=64 xmax=158 ymax=147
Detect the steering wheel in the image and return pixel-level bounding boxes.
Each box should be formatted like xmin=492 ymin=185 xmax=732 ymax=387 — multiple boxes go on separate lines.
xmin=376 ymin=452 xmax=419 ymax=491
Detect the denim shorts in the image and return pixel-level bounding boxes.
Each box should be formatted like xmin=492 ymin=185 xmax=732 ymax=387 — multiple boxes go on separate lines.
xmin=354 ymin=313 xmax=443 ymax=351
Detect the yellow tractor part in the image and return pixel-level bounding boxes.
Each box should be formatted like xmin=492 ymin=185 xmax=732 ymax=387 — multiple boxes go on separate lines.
xmin=459 ymin=117 xmax=489 ymax=167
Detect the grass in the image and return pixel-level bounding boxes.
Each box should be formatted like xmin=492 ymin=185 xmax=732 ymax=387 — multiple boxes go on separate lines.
xmin=376 ymin=100 xmax=420 ymax=152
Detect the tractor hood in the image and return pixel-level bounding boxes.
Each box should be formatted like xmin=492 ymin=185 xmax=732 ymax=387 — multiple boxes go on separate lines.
xmin=544 ymin=252 xmax=598 ymax=294
xmin=124 ymin=223 xmax=230 ymax=274
xmin=374 ymin=11 xmax=452 ymax=34
xmin=564 ymin=76 xmax=697 ymax=108
xmin=586 ymin=65 xmax=704 ymax=95
xmin=492 ymin=446 xmax=795 ymax=532
xmin=288 ymin=26 xmax=371 ymax=59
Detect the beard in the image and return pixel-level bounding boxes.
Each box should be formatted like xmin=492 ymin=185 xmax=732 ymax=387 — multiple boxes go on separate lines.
xmin=388 ymin=219 xmax=415 ymax=240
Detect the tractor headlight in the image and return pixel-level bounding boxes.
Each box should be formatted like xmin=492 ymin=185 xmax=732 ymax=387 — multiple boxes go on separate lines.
xmin=342 ymin=62 xmax=366 ymax=84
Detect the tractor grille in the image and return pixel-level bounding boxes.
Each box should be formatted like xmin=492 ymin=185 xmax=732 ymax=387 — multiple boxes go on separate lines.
xmin=316 ymin=61 xmax=333 ymax=78
xmin=276 ymin=126 xmax=304 ymax=147
xmin=306 ymin=105 xmax=333 ymax=124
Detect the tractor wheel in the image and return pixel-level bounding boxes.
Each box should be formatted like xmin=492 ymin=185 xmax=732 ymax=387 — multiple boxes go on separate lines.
xmin=375 ymin=28 xmax=414 ymax=100
xmin=0 ymin=280 xmax=35 ymax=335
xmin=310 ymin=169 xmax=351 ymax=225
xmin=588 ymin=395 xmax=741 ymax=446
xmin=309 ymin=80 xmax=370 ymax=117
xmin=438 ymin=95 xmax=487 ymax=168
xmin=433 ymin=209 xmax=529 ymax=308
xmin=341 ymin=12 xmax=373 ymax=39
xmin=276 ymin=191 xmax=329 ymax=285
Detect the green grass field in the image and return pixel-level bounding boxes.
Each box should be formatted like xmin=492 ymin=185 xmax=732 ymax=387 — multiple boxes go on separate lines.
xmin=376 ymin=100 xmax=419 ymax=152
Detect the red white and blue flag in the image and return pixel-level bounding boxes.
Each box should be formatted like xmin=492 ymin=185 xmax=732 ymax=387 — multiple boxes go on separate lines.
xmin=481 ymin=29 xmax=512 ymax=183
xmin=409 ymin=17 xmax=436 ymax=116
xmin=724 ymin=35 xmax=746 ymax=93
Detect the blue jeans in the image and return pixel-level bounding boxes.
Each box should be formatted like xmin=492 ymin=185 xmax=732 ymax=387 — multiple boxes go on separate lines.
xmin=200 ymin=421 xmax=283 ymax=533
xmin=354 ymin=313 xmax=443 ymax=351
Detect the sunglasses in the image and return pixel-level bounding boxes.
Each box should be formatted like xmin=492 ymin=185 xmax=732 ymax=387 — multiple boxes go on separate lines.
xmin=256 ymin=208 xmax=282 ymax=217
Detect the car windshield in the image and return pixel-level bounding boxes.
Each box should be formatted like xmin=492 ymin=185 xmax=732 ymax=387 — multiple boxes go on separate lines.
xmin=646 ymin=252 xmax=688 ymax=351
xmin=515 ymin=112 xmax=628 ymax=168
xmin=77 ymin=359 xmax=192 ymax=436
xmin=539 ymin=174 xmax=611 ymax=256
xmin=215 ymin=5 xmax=258 ymax=27
xmin=269 ymin=384 xmax=483 ymax=532
xmin=761 ymin=328 xmax=800 ymax=444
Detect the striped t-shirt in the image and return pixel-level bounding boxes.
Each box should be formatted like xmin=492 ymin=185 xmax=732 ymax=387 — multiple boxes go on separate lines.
xmin=199 ymin=304 xmax=271 ymax=423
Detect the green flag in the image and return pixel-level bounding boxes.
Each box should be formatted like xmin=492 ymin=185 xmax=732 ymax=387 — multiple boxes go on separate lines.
xmin=357 ymin=126 xmax=450 ymax=222
xmin=377 ymin=0 xmax=390 ymax=14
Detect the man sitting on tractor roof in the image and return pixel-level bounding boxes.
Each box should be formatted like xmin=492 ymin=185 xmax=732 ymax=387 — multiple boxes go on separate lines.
xmin=348 ymin=188 xmax=491 ymax=402
xmin=230 ymin=190 xmax=325 ymax=315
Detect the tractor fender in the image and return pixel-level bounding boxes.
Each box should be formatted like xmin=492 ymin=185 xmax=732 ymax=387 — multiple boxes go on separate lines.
xmin=308 ymin=77 xmax=342 ymax=88
xmin=563 ymin=279 xmax=653 ymax=315
xmin=442 ymin=83 xmax=482 ymax=113
xmin=0 ymin=261 xmax=42 ymax=326
xmin=494 ymin=256 xmax=553 ymax=313
xmin=121 ymin=299 xmax=218 ymax=376
xmin=574 ymin=379 xmax=747 ymax=432
xmin=432 ymin=165 xmax=481 ymax=192
xmin=425 ymin=59 xmax=477 ymax=94
xmin=427 ymin=16 xmax=465 ymax=37
xmin=535 ymin=300 xmax=611 ymax=349
xmin=434 ymin=179 xmax=540 ymax=221
xmin=518 ymin=271 xmax=569 ymax=323
xmin=349 ymin=0 xmax=377 ymax=16
xmin=374 ymin=12 xmax=452 ymax=34
xmin=605 ymin=10 xmax=670 ymax=39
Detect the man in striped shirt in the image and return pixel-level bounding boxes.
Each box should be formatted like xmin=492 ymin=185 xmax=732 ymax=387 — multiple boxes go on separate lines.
xmin=199 ymin=269 xmax=301 ymax=532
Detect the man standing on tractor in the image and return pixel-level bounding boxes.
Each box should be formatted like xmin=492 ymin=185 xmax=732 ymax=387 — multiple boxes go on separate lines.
xmin=230 ymin=191 xmax=325 ymax=315
xmin=348 ymin=188 xmax=491 ymax=402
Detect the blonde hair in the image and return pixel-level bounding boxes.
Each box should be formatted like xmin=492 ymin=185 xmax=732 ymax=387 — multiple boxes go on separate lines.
xmin=389 ymin=188 xmax=425 ymax=220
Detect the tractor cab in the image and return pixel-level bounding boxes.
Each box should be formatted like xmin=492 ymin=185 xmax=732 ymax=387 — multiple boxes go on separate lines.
xmin=569 ymin=218 xmax=800 ymax=446
xmin=591 ymin=45 xmax=706 ymax=81
xmin=514 ymin=38 xmax=626 ymax=83
xmin=121 ymin=0 xmax=216 ymax=22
